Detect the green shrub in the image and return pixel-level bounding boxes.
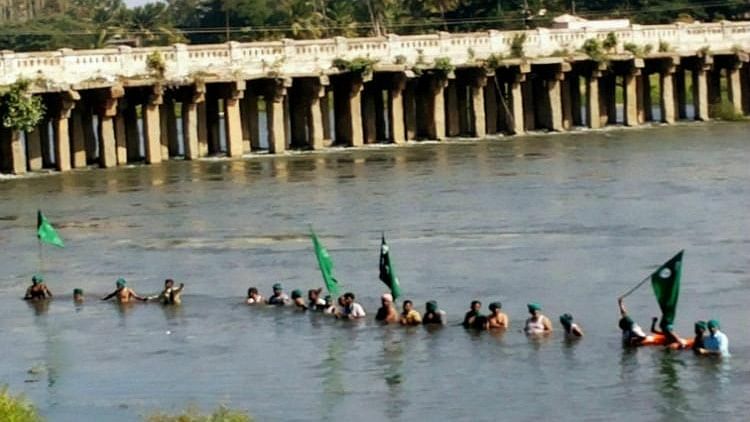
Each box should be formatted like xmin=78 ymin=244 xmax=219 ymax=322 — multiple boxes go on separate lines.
xmin=711 ymin=101 xmax=746 ymax=121
xmin=581 ymin=38 xmax=607 ymax=63
xmin=602 ymin=32 xmax=618 ymax=51
xmin=432 ymin=57 xmax=455 ymax=76
xmin=483 ymin=53 xmax=504 ymax=71
xmin=658 ymin=41 xmax=671 ymax=52
xmin=0 ymin=386 xmax=43 ymax=422
xmin=0 ymin=80 xmax=45 ymax=133
xmin=146 ymin=51 xmax=166 ymax=77
xmin=510 ymin=33 xmax=526 ymax=58
xmin=146 ymin=405 xmax=252 ymax=422
xmin=332 ymin=56 xmax=378 ymax=77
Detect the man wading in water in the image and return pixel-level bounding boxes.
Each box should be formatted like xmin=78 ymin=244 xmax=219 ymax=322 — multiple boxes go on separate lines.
xmin=24 ymin=275 xmax=52 ymax=300
xmin=149 ymin=279 xmax=185 ymax=305
xmin=101 ymin=278 xmax=148 ymax=303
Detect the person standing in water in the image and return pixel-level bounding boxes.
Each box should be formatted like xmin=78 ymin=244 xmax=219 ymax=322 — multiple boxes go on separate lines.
xmin=73 ymin=288 xmax=84 ymax=304
xmin=24 ymin=275 xmax=52 ymax=300
xmin=246 ymin=287 xmax=264 ymax=304
xmin=338 ymin=292 xmax=366 ymax=320
xmin=559 ymin=313 xmax=584 ymax=338
xmin=697 ymin=319 xmax=730 ymax=357
xmin=101 ymin=278 xmax=147 ymax=303
xmin=150 ymin=279 xmax=185 ymax=305
xmin=422 ymin=300 xmax=446 ymax=325
xmin=308 ymin=288 xmax=327 ymax=311
xmin=650 ymin=317 xmax=687 ymax=349
xmin=291 ymin=289 xmax=307 ymax=310
xmin=375 ymin=293 xmax=398 ymax=324
xmin=487 ymin=302 xmax=509 ymax=330
xmin=267 ymin=283 xmax=290 ymax=306
xmin=462 ymin=300 xmax=483 ymax=329
xmin=524 ymin=303 xmax=552 ymax=335
xmin=399 ymin=300 xmax=422 ymax=326
xmin=690 ymin=321 xmax=707 ymax=352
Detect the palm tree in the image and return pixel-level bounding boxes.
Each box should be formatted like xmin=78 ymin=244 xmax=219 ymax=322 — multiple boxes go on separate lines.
xmin=128 ymin=2 xmax=184 ymax=46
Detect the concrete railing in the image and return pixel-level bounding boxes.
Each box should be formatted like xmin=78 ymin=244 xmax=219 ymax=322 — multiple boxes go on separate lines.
xmin=2 ymin=21 xmax=750 ymax=88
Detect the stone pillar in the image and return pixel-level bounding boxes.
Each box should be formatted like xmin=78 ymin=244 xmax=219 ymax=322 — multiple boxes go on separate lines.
xmin=114 ymin=101 xmax=128 ymax=164
xmin=97 ymin=86 xmax=124 ymax=168
xmin=362 ymin=82 xmax=378 ymax=144
xmin=624 ymin=68 xmax=640 ymax=127
xmin=674 ymin=69 xmax=687 ymax=120
xmin=484 ymin=75 xmax=498 ymax=134
xmin=547 ymin=78 xmax=564 ymax=131
xmin=308 ymin=78 xmax=326 ymax=150
xmin=124 ymin=101 xmax=141 ymax=162
xmin=51 ymin=90 xmax=77 ymax=172
xmin=224 ymin=80 xmax=245 ymax=158
xmin=728 ymin=63 xmax=743 ymax=115
xmin=510 ymin=71 xmax=525 ymax=135
xmin=25 ymin=127 xmax=43 ymax=171
xmin=182 ymin=84 xmax=205 ymax=160
xmin=265 ymin=80 xmax=287 ymax=153
xmin=404 ymin=79 xmax=417 ymax=141
xmin=660 ymin=60 xmax=677 ymax=124
xmin=196 ymin=102 xmax=208 ymax=157
xmin=388 ymin=73 xmax=407 ymax=144
xmin=445 ymin=81 xmax=460 ymax=137
xmin=333 ymin=74 xmax=364 ymax=146
xmin=470 ymin=72 xmax=487 ymax=137
xmin=561 ymin=77 xmax=573 ymax=130
xmin=143 ymin=86 xmax=163 ymax=164
xmin=0 ymin=127 xmax=25 ymax=175
xmin=69 ymin=107 xmax=87 ymax=168
xmin=692 ymin=64 xmax=710 ymax=121
xmin=321 ymin=88 xmax=332 ymax=145
xmin=423 ymin=74 xmax=447 ymax=140
xmin=586 ymin=71 xmax=601 ymax=129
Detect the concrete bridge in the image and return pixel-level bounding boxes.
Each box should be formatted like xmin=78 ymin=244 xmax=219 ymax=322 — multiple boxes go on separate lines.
xmin=2 ymin=20 xmax=750 ymax=175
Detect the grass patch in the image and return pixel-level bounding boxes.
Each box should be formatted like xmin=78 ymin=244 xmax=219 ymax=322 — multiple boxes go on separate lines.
xmin=0 ymin=386 xmax=43 ymax=422
xmin=711 ymin=100 xmax=746 ymax=121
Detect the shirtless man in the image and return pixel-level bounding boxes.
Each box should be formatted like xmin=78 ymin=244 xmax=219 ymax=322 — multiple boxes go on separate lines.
xmin=487 ymin=302 xmax=509 ymax=330
xmin=101 ymin=278 xmax=147 ymax=303
xmin=24 ymin=275 xmax=52 ymax=301
xmin=150 ymin=279 xmax=184 ymax=305
xmin=375 ymin=293 xmax=398 ymax=324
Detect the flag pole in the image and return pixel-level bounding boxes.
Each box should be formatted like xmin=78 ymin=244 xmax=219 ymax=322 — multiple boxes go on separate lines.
xmin=617 ymin=274 xmax=650 ymax=300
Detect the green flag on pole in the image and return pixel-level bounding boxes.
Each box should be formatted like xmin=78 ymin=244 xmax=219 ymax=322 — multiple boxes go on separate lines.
xmin=37 ymin=210 xmax=64 ymax=248
xmin=379 ymin=234 xmax=401 ymax=300
xmin=650 ymin=250 xmax=683 ymax=326
xmin=311 ymin=228 xmax=339 ymax=297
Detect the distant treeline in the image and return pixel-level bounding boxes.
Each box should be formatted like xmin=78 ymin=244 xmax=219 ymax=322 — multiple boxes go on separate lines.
xmin=1 ymin=0 xmax=749 ymax=52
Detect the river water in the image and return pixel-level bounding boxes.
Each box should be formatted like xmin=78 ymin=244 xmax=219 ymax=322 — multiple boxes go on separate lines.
xmin=1 ymin=122 xmax=748 ymax=421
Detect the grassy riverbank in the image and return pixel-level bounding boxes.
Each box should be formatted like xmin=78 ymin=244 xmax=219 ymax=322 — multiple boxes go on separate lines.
xmin=0 ymin=386 xmax=43 ymax=422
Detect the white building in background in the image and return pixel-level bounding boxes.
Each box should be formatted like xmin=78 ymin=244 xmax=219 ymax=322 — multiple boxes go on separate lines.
xmin=552 ymin=14 xmax=631 ymax=30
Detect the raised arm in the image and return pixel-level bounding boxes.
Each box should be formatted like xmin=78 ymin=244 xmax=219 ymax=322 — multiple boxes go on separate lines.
xmin=101 ymin=290 xmax=117 ymax=301
xmin=43 ymin=286 xmax=53 ymax=298
xmin=618 ymin=298 xmax=628 ymax=317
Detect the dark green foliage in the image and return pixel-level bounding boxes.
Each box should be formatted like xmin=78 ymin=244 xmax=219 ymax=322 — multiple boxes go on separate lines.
xmin=332 ymin=57 xmax=378 ymax=76
xmin=510 ymin=33 xmax=526 ymax=59
xmin=1 ymin=1 xmax=749 ymax=52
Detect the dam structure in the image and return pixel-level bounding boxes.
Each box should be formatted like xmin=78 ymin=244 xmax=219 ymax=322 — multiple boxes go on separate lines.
xmin=1 ymin=21 xmax=749 ymax=175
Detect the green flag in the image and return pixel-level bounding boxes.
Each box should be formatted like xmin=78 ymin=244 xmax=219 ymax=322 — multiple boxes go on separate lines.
xmin=311 ymin=228 xmax=339 ymax=297
xmin=37 ymin=210 xmax=64 ymax=248
xmin=379 ymin=234 xmax=401 ymax=299
xmin=650 ymin=250 xmax=683 ymax=326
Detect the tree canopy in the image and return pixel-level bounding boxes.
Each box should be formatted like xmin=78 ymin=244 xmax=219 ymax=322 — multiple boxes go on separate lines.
xmin=1 ymin=0 xmax=748 ymax=52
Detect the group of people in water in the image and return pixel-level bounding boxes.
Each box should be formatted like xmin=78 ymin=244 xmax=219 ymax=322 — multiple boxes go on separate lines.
xmin=22 ymin=275 xmax=730 ymax=357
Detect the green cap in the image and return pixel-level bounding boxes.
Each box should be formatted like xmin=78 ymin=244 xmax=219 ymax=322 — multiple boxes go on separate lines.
xmin=32 ymin=274 xmax=43 ymax=283
xmin=291 ymin=289 xmax=302 ymax=299
xmin=560 ymin=313 xmax=573 ymax=325
xmin=619 ymin=316 xmax=634 ymax=330
xmin=116 ymin=278 xmax=126 ymax=287
xmin=272 ymin=283 xmax=282 ymax=291
xmin=694 ymin=320 xmax=707 ymax=331
xmin=489 ymin=302 xmax=502 ymax=311
xmin=73 ymin=288 xmax=83 ymax=295
xmin=707 ymin=319 xmax=720 ymax=329
xmin=426 ymin=300 xmax=438 ymax=312
xmin=527 ymin=303 xmax=541 ymax=312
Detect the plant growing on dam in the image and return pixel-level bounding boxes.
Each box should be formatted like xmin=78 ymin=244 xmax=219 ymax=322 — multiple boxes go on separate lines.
xmin=0 ymin=386 xmax=43 ymax=422
xmin=146 ymin=404 xmax=253 ymax=422
xmin=432 ymin=57 xmax=455 ymax=78
xmin=624 ymin=43 xmax=653 ymax=58
xmin=510 ymin=33 xmax=526 ymax=58
xmin=581 ymin=38 xmax=607 ymax=63
xmin=602 ymin=32 xmax=618 ymax=52
xmin=658 ymin=41 xmax=672 ymax=52
xmin=393 ymin=55 xmax=407 ymax=65
xmin=332 ymin=57 xmax=378 ymax=77
xmin=481 ymin=53 xmax=505 ymax=71
xmin=146 ymin=51 xmax=166 ymax=78
xmin=0 ymin=80 xmax=45 ymax=133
